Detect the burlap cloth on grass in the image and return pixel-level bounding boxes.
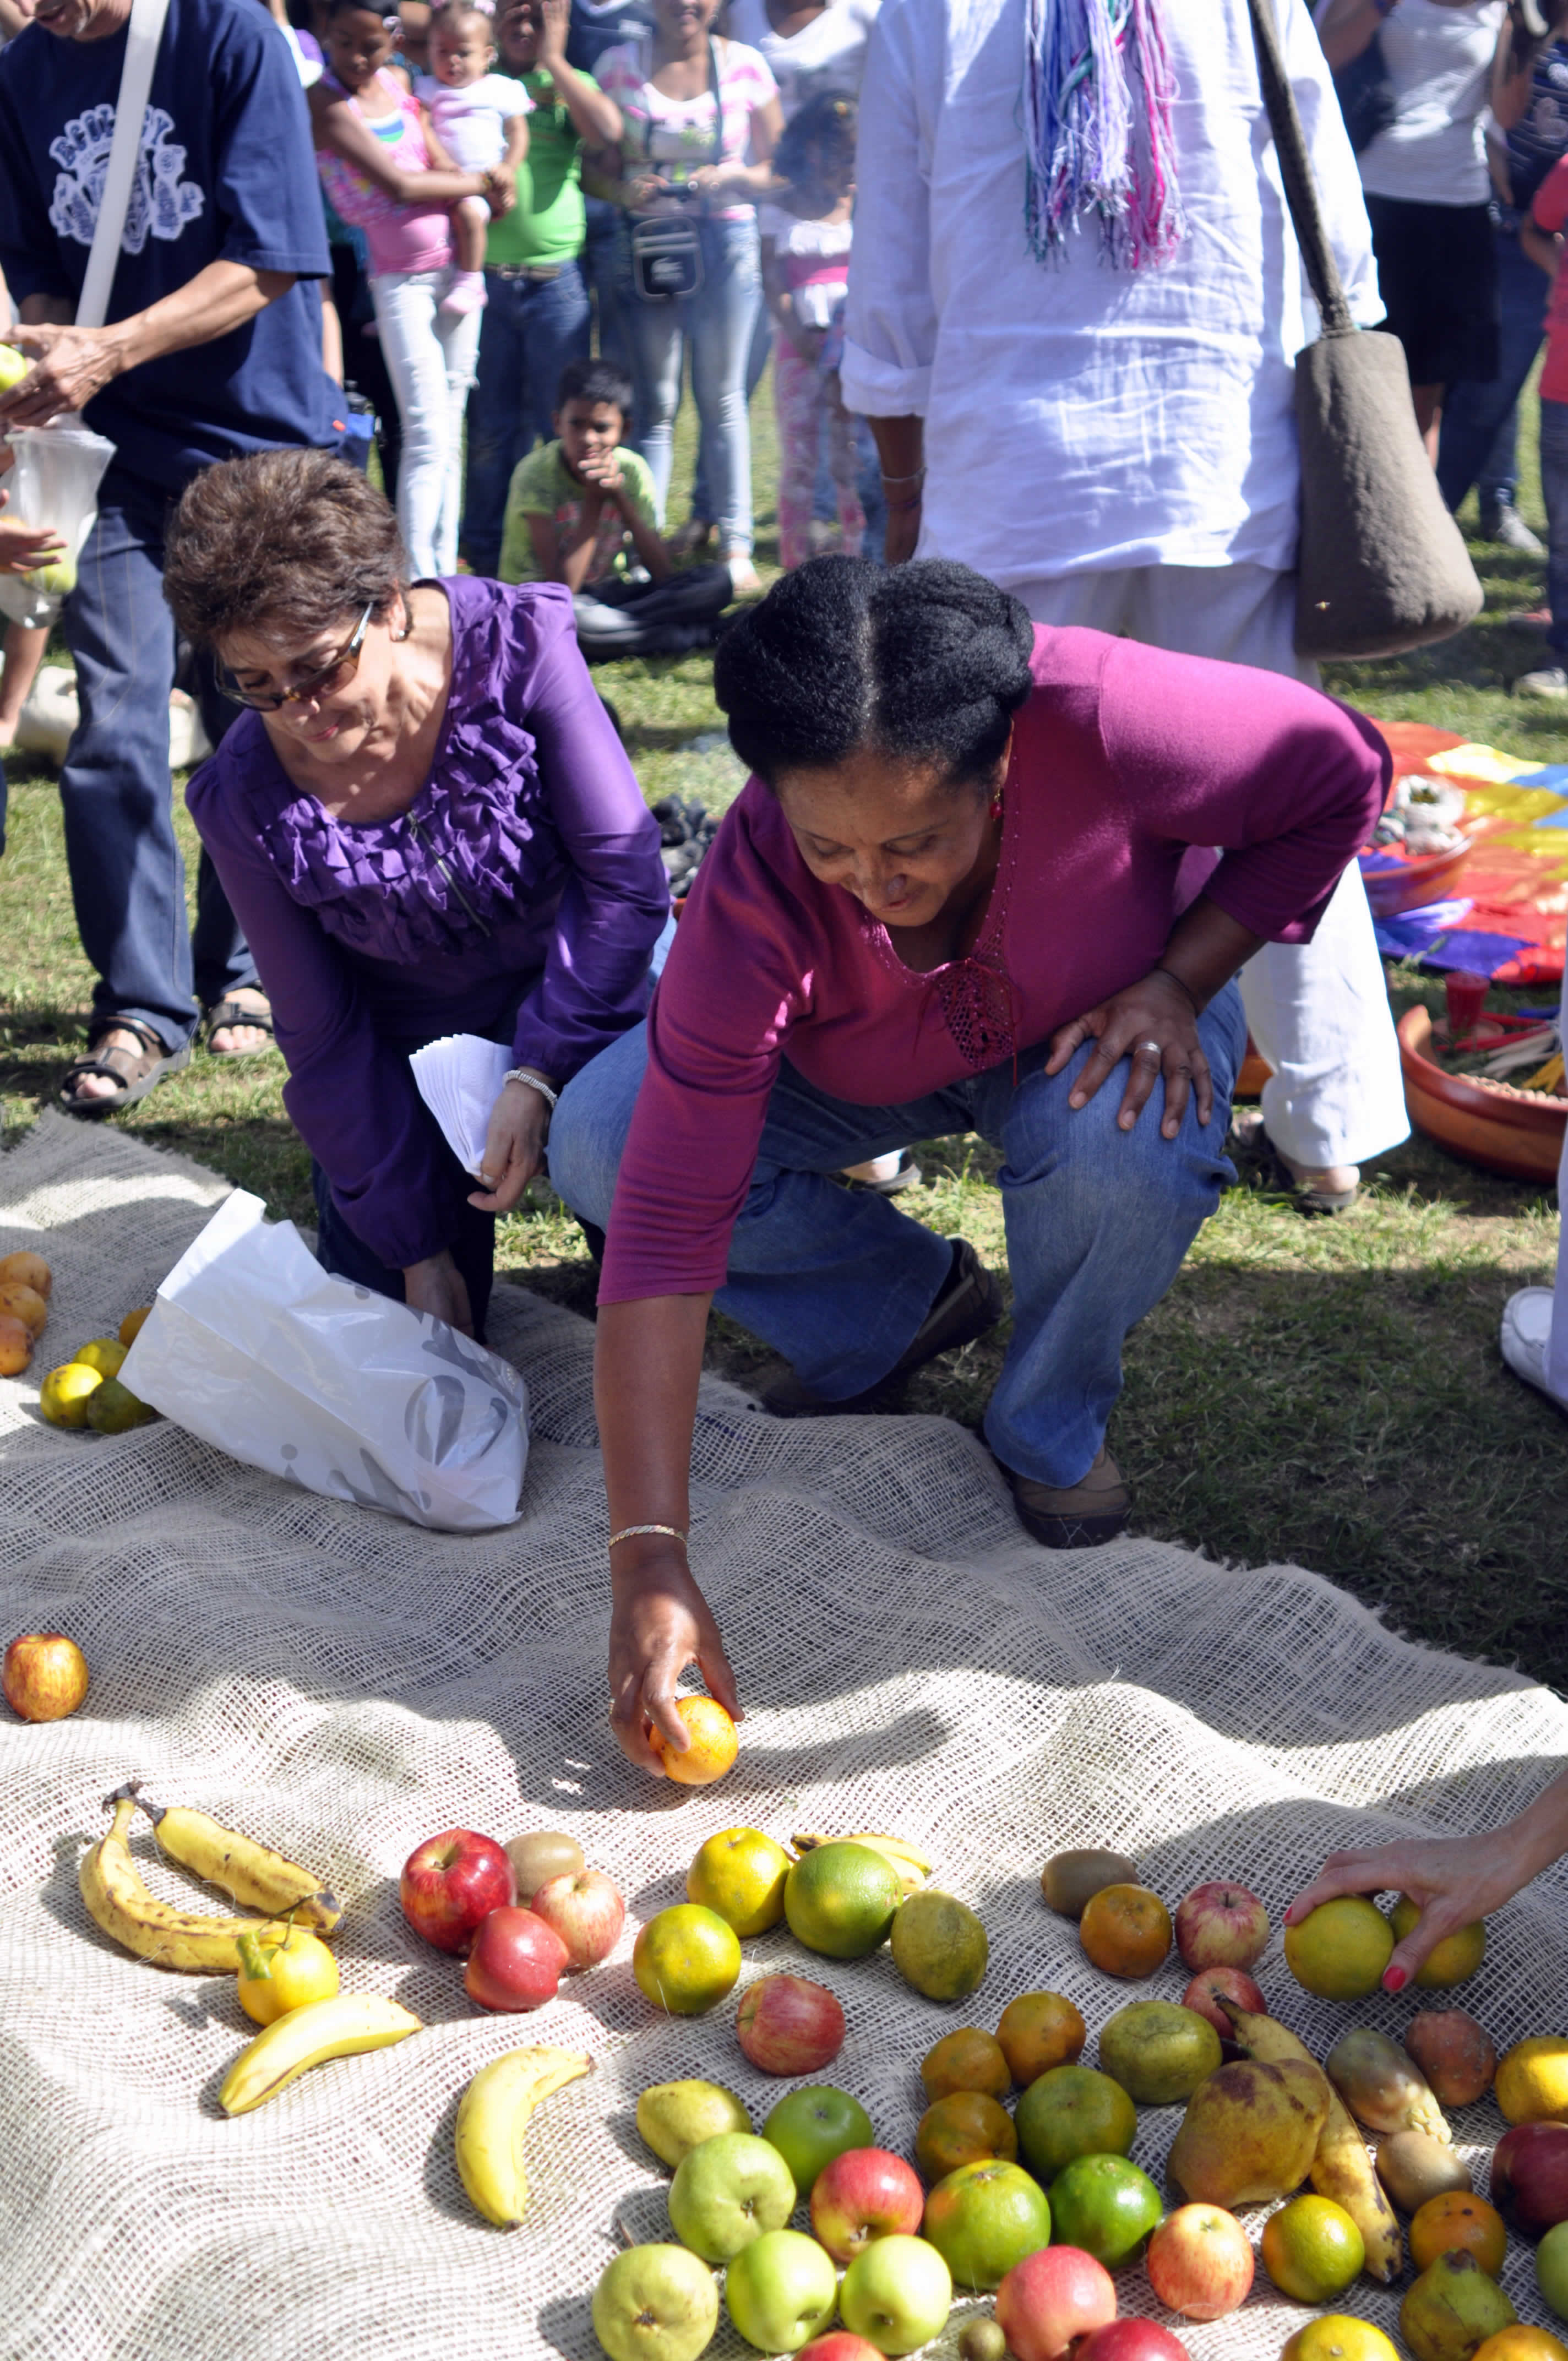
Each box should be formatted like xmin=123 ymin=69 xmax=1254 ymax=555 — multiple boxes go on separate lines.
xmin=1 ymin=1112 xmax=1565 ymax=2361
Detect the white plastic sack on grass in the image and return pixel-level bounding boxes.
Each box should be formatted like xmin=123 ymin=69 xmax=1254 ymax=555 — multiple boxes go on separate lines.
xmin=119 ymin=1190 xmax=528 ymax=1531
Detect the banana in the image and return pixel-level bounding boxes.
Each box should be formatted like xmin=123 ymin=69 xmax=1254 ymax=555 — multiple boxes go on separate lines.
xmin=1218 ymin=1996 xmax=1402 ymax=2283
xmin=135 ymin=1786 xmax=341 ymax=1932
xmin=454 ymin=2045 xmax=595 ymax=2228
xmin=790 ymin=1832 xmax=933 ymax=1896
xmin=219 ymin=1992 xmax=421 ymax=2115
xmin=79 ymin=1787 xmax=301 ymax=1974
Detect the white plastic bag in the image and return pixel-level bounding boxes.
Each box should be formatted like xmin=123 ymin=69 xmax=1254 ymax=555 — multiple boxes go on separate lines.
xmin=120 ymin=1192 xmax=529 ymax=1532
xmin=0 ymin=422 xmax=115 ymax=629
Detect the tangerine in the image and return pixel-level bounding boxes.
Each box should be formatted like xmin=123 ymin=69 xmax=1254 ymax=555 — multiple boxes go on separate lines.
xmin=0 ymin=1313 xmax=31 ymax=1377
xmin=1282 ymin=2319 xmax=1401 ymax=2361
xmin=914 ymin=2091 xmax=1017 ymax=2182
xmin=1475 ymin=2332 xmax=1568 ymax=2361
xmin=1262 ymin=2195 xmax=1366 ymax=2304
xmin=236 ymin=1927 xmax=340 ymax=2026
xmin=1411 ymin=2193 xmax=1509 ymax=2278
xmin=1283 ymin=1896 xmax=1393 ymax=2000
xmin=996 ymin=1991 xmax=1087 ymax=2084
xmin=650 ymin=1695 xmax=739 ymax=1786
xmin=922 ymin=2027 xmax=1012 ymax=2104
xmin=0 ymin=1251 xmax=51 ymax=1299
xmin=1391 ymin=1897 xmax=1487 ymax=1990
xmin=633 ymin=1903 xmax=742 ymax=2015
xmin=1079 ymin=1884 xmax=1172 ymax=1978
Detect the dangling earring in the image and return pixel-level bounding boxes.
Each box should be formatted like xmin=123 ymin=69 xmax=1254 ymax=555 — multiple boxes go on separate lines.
xmin=989 ymin=791 xmax=1004 ymax=822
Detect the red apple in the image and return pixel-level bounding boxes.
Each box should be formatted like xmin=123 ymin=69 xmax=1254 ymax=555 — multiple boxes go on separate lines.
xmin=400 ymin=1827 xmax=515 ymax=1954
xmin=995 ymin=2245 xmax=1117 ymax=2361
xmin=1491 ymin=2124 xmax=1568 ymax=2237
xmin=1145 ymin=2204 xmax=1255 ymax=2320
xmin=737 ymin=1973 xmax=846 ymax=2075
xmin=464 ymin=1904 xmax=569 ymax=2011
xmin=809 ymin=2147 xmax=925 ymax=2264
xmin=1174 ymin=1881 xmax=1269 ymax=1973
xmin=529 ymin=1868 xmax=625 ymax=1970
xmin=1077 ymin=2325 xmax=1189 ymax=2361
xmin=797 ymin=2340 xmax=884 ymax=2361
xmin=1182 ymin=1967 xmax=1267 ymax=2039
xmin=3 ymin=1633 xmax=89 ymax=1722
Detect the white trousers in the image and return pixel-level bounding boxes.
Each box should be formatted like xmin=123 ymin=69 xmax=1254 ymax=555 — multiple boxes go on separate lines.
xmin=369 ymin=268 xmax=482 ymax=578
xmin=1020 ymin=562 xmax=1409 ymax=1172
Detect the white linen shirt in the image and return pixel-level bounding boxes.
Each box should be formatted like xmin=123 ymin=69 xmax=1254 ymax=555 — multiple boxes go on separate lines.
xmin=841 ymin=0 xmax=1383 ymax=584
xmin=725 ymin=0 xmax=879 ymax=119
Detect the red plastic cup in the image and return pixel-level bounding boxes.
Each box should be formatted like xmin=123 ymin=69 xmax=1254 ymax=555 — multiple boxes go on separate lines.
xmin=1445 ymin=969 xmax=1489 ymax=1038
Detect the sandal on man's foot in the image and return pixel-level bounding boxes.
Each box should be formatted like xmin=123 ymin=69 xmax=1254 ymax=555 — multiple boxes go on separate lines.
xmin=57 ymin=1018 xmax=190 ymax=1119
xmin=754 ymin=1238 xmax=1004 ymax=1417
xmin=204 ymin=992 xmax=277 ymax=1059
xmin=1229 ymin=1108 xmax=1359 ymax=1216
xmin=1003 ymin=1446 xmax=1130 ymax=1548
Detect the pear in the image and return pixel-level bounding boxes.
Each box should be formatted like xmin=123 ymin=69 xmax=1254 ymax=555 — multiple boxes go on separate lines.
xmin=1167 ymin=2058 xmax=1331 ymax=2206
xmin=1400 ymin=2252 xmax=1516 ymax=2361
xmin=636 ymin=2077 xmax=750 ymax=2170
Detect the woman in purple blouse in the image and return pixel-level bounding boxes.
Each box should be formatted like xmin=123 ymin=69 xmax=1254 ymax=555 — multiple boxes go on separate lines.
xmin=166 ymin=448 xmax=669 ymax=1342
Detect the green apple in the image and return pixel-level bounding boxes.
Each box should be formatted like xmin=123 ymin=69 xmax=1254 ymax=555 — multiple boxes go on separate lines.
xmin=25 ymin=557 xmax=75 ymax=597
xmin=922 ymin=2160 xmax=1052 ymax=2293
xmin=840 ymin=2234 xmax=954 ymax=2355
xmin=638 ymin=2079 xmax=751 ymax=2170
xmin=1538 ymin=2221 xmax=1568 ymax=2320
xmin=668 ymin=2132 xmax=797 ymax=2264
xmin=764 ymin=2085 xmax=874 ymax=2196
xmin=1048 ymin=2153 xmax=1163 ymax=2270
xmin=725 ymin=2228 xmax=837 ymax=2353
xmin=592 ymin=2243 xmax=718 ymax=2361
xmin=0 ymin=343 xmax=29 ymax=396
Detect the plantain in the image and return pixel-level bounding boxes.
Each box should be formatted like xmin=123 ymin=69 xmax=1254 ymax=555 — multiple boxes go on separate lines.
xmin=135 ymin=1785 xmax=341 ymax=1932
xmin=790 ymin=1832 xmax=932 ymax=1896
xmin=219 ymin=1992 xmax=421 ymax=2114
xmin=454 ymin=2046 xmax=595 ymax=2227
xmin=79 ymin=1786 xmax=299 ymax=1974
xmin=1218 ymin=1995 xmax=1402 ymax=2283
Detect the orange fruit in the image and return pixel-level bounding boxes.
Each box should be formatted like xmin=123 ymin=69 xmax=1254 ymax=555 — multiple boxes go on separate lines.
xmin=118 ymin=1305 xmax=152 ymax=1347
xmin=914 ymin=2090 xmax=1017 ymax=2182
xmin=1411 ymin=2193 xmax=1508 ymax=2277
xmin=236 ymin=1927 xmax=340 ymax=2026
xmin=687 ymin=1826 xmax=791 ymax=1936
xmin=1475 ymin=2332 xmax=1568 ymax=2361
xmin=996 ymin=1991 xmax=1087 ymax=2084
xmin=0 ymin=1250 xmax=51 ymax=1299
xmin=1262 ymin=2194 xmax=1365 ymax=2303
xmin=1079 ymin=1884 xmax=1172 ymax=1978
xmin=922 ymin=2027 xmax=1012 ymax=2104
xmin=0 ymin=1282 xmax=47 ymax=1339
xmin=650 ymin=1695 xmax=738 ymax=1786
xmin=0 ymin=1313 xmax=32 ymax=1377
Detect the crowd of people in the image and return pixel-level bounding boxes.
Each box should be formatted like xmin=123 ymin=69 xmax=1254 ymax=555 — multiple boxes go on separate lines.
xmin=0 ymin=0 xmax=1564 ymax=1897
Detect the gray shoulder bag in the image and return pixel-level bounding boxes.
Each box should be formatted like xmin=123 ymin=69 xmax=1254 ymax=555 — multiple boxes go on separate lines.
xmin=1248 ymin=0 xmax=1484 ymax=660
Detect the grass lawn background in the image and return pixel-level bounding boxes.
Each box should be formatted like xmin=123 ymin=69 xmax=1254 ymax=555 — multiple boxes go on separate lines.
xmin=3 ymin=380 xmax=1566 ymax=1693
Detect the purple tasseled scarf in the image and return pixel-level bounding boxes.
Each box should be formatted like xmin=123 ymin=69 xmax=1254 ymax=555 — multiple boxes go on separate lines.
xmin=1023 ymin=0 xmax=1184 ymax=268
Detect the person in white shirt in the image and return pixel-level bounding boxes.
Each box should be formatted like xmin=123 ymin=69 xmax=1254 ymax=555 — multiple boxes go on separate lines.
xmin=843 ymin=0 xmax=1409 ymax=1214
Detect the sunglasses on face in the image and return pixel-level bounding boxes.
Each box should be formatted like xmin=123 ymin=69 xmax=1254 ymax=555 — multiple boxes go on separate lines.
xmin=218 ymin=602 xmax=377 ymax=713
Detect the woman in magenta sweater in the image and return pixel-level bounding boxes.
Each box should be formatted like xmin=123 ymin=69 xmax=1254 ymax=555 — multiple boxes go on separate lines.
xmin=547 ymin=559 xmax=1389 ymax=1775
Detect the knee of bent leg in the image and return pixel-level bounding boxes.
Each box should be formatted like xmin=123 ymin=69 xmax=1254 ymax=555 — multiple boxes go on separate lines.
xmin=546 ymin=1026 xmax=649 ymax=1231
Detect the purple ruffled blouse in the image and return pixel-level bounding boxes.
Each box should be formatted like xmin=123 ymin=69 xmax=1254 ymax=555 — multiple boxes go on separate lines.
xmin=187 ymin=577 xmax=669 ymax=1270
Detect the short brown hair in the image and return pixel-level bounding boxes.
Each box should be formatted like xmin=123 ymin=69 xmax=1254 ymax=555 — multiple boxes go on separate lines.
xmin=163 ymin=449 xmax=407 ymax=649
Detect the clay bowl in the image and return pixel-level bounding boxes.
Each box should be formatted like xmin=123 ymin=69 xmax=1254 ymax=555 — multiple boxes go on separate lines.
xmin=1359 ymin=840 xmax=1473 ymax=919
xmin=1398 ymin=1004 xmax=1565 ymax=1183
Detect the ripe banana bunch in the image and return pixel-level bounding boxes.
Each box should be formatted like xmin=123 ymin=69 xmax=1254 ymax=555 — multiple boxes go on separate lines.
xmin=219 ymin=1992 xmax=421 ymax=2115
xmin=790 ymin=1832 xmax=933 ymax=1897
xmin=455 ymin=2046 xmax=595 ymax=2228
xmin=80 ymin=1787 xmax=302 ymax=1974
xmin=135 ymin=1787 xmax=341 ymax=1931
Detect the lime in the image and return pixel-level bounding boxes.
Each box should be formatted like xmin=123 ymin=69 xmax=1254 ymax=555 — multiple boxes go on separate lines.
xmin=784 ymin=1840 xmax=902 ymax=1959
xmin=633 ymin=1903 xmax=742 ymax=2015
xmin=1048 ymin=2153 xmax=1163 ymax=2270
xmin=1263 ymin=2195 xmax=1367 ymax=2304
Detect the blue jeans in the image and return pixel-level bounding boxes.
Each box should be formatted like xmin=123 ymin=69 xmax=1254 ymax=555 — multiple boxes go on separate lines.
xmin=619 ymin=213 xmax=761 ymax=553
xmin=580 ymin=194 xmax=629 ymax=374
xmin=690 ymin=297 xmax=770 ymax=532
xmin=1538 ymin=395 xmax=1568 ymax=653
xmin=1438 ymin=224 xmax=1550 ymax=515
xmin=549 ymin=982 xmax=1245 ymax=1486
xmin=462 ymin=260 xmax=591 ymax=578
xmin=62 ymin=469 xmax=255 ymax=1053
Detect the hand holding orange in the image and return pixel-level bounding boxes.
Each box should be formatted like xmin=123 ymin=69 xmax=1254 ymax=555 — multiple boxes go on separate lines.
xmin=651 ymin=1695 xmax=738 ymax=1786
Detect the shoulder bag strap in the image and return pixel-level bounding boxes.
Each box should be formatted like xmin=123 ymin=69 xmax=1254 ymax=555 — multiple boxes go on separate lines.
xmin=77 ymin=0 xmax=174 ymax=329
xmin=1246 ymin=0 xmax=1354 ymax=337
xmin=707 ymin=32 xmax=724 ymax=166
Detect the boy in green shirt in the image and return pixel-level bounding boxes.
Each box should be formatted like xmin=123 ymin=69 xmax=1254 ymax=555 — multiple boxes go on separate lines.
xmin=500 ymin=358 xmax=735 ymax=657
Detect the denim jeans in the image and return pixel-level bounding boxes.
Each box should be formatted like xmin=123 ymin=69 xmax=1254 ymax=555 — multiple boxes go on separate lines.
xmin=370 ymin=267 xmax=484 ymax=577
xmin=461 ymin=260 xmax=592 ymax=578
xmin=689 ymin=296 xmax=770 ymax=531
xmin=619 ymin=213 xmax=761 ymax=553
xmin=61 ymin=469 xmax=255 ymax=1053
xmin=580 ymin=196 xmax=629 ymax=374
xmin=1438 ymin=225 xmax=1550 ymax=515
xmin=1538 ymin=396 xmax=1568 ymax=654
xmin=549 ymin=982 xmax=1245 ymax=1486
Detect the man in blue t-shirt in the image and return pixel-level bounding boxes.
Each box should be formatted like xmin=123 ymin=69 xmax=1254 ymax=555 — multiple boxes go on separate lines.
xmin=0 ymin=0 xmax=346 ymax=1115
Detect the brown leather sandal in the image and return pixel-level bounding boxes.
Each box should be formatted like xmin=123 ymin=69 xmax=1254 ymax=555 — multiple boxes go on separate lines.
xmin=57 ymin=1018 xmax=190 ymax=1120
xmin=1003 ymin=1446 xmax=1131 ymax=1548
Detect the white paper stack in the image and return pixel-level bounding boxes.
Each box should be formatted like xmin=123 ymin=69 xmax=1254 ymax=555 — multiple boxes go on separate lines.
xmin=409 ymin=1033 xmax=514 ymax=1178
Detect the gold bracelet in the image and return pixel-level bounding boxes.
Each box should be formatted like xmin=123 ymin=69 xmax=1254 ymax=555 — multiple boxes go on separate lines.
xmin=608 ymin=1523 xmax=688 ymax=1551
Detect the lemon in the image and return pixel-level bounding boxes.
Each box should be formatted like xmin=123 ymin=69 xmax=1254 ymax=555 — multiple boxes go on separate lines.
xmin=236 ymin=1928 xmax=340 ymax=2026
xmin=687 ymin=1827 xmax=792 ymax=1937
xmin=72 ymin=1337 xmax=127 ymax=1379
xmin=784 ymin=1840 xmax=902 ymax=1959
xmin=40 ymin=1362 xmax=103 ymax=1429
xmin=1283 ymin=1896 xmax=1393 ymax=2000
xmin=1263 ymin=2195 xmax=1366 ymax=2303
xmin=1497 ymin=2037 xmax=1568 ymax=2126
xmin=633 ymin=1904 xmax=742 ymax=2016
xmin=86 ymin=1377 xmax=154 ymax=1434
xmin=890 ymin=1889 xmax=988 ymax=2000
xmin=1283 ymin=2319 xmax=1401 ymax=2361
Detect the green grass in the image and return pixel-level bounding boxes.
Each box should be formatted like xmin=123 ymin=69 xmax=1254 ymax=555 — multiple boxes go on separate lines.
xmin=3 ymin=384 xmax=1567 ymax=1693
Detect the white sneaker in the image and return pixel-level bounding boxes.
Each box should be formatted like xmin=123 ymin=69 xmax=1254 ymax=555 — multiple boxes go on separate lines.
xmin=1515 ymin=665 xmax=1568 ymax=698
xmin=1500 ymin=1287 xmax=1568 ymax=1414
xmin=725 ymin=553 xmax=763 ymax=597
